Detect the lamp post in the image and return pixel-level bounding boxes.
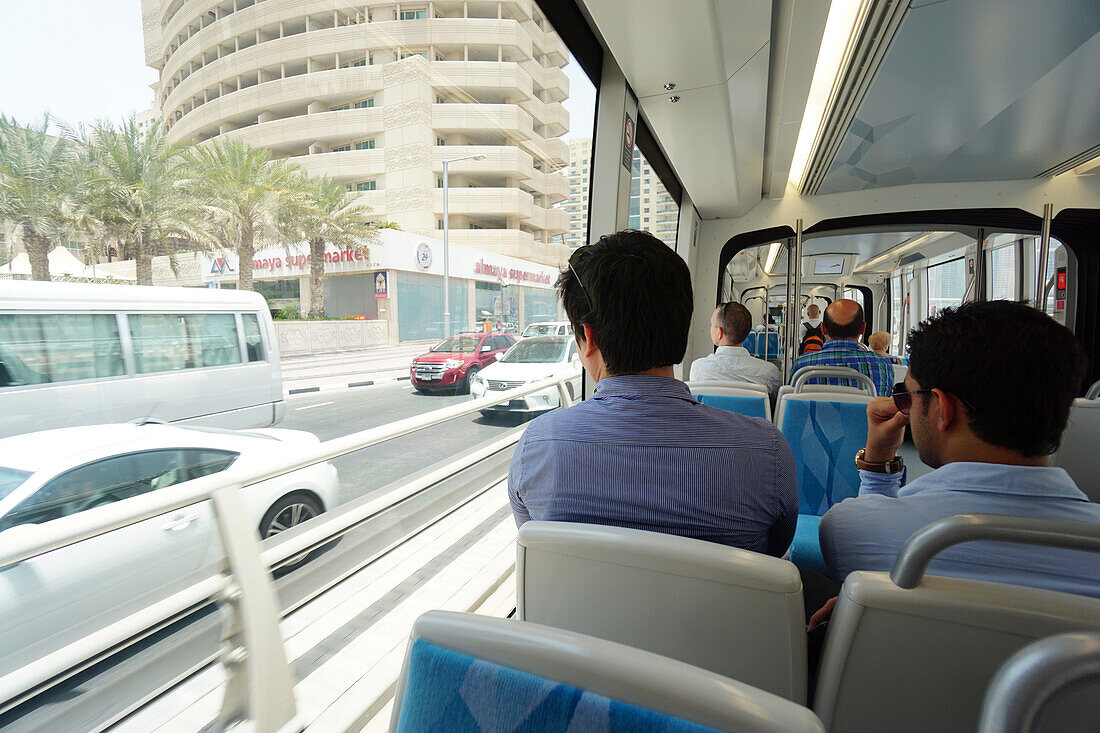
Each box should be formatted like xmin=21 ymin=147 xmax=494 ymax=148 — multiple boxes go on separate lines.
xmin=442 ymin=153 xmax=486 ymax=338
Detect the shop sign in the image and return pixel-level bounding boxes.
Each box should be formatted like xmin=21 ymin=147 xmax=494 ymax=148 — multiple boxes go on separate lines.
xmin=374 ymin=271 xmax=389 ymax=299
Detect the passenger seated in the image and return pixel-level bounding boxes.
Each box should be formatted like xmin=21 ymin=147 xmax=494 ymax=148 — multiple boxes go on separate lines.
xmin=508 ymin=231 xmax=798 ymax=556
xmin=791 ymin=299 xmax=893 ymax=396
xmin=689 ymin=302 xmax=781 ymax=397
xmin=868 ymin=330 xmax=902 ymax=364
xmin=812 ymin=300 xmax=1100 ymax=627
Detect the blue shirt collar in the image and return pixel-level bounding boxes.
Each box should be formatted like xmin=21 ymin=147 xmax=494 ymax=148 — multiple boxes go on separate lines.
xmin=593 ymin=375 xmax=696 ymax=402
xmin=821 ymin=338 xmax=865 ymax=351
xmin=898 ymin=461 xmax=1089 ymax=501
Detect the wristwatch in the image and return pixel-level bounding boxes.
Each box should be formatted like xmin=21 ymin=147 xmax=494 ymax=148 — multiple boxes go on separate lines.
xmin=855 ymin=448 xmax=904 ymax=474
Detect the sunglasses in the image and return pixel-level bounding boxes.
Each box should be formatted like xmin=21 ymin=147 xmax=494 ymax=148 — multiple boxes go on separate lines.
xmin=567 ymin=245 xmax=595 ymax=319
xmin=891 ymin=382 xmax=934 ymax=415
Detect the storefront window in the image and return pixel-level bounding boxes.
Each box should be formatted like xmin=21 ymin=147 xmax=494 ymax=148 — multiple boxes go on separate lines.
xmin=395 ymin=272 xmax=468 ymax=341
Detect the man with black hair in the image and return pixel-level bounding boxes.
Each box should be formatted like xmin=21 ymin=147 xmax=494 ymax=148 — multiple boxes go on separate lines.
xmin=817 ymin=300 xmax=1100 ymax=603
xmin=791 ymin=299 xmax=893 ymax=396
xmin=689 ymin=302 xmax=781 ymax=396
xmin=507 ymin=230 xmax=798 ymax=555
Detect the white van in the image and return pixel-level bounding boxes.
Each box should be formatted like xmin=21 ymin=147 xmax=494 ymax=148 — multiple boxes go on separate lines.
xmin=0 ymin=281 xmax=285 ymax=438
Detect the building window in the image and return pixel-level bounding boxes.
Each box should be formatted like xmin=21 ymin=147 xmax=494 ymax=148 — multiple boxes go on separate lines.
xmin=436 ymin=137 xmax=446 ymax=146
xmin=331 ymin=103 xmax=349 ymax=111
xmin=437 ymin=219 xmax=444 ymax=229
xmin=399 ymin=51 xmax=427 ymax=59
xmin=353 ymin=98 xmax=374 ymax=109
xmin=398 ymin=10 xmax=427 ymax=20
xmin=436 ymin=177 xmax=443 ymax=188
xmin=436 ymin=95 xmax=445 ymax=103
xmin=351 ymin=58 xmax=366 ymax=67
xmin=355 ymin=181 xmax=377 ymax=191
xmin=354 ymin=139 xmax=375 ymax=150
xmin=332 ymin=144 xmax=351 ymax=152
xmin=469 ymin=223 xmax=483 ymax=230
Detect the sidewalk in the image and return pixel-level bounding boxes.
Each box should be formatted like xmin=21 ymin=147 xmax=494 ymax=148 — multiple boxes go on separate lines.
xmin=280 ymin=342 xmax=435 ymax=394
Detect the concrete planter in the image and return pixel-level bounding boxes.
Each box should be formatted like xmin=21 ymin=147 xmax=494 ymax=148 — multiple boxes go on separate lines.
xmin=276 ymin=319 xmax=389 ymax=355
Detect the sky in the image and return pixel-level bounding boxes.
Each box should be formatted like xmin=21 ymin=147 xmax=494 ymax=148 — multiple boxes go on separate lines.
xmin=0 ymin=0 xmax=595 ymax=139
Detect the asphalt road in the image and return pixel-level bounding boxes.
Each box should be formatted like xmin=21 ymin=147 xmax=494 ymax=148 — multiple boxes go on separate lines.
xmin=280 ymin=381 xmax=531 ymax=505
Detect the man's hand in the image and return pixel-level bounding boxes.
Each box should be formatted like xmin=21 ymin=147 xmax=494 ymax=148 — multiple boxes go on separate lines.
xmin=807 ymin=596 xmax=837 ymax=631
xmin=863 ymin=397 xmax=909 ymax=463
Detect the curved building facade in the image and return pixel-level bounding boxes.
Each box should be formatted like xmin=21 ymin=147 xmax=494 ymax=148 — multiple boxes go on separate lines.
xmin=141 ymin=0 xmax=570 ymax=266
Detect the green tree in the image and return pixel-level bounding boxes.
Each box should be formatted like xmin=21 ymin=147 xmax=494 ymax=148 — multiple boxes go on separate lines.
xmin=79 ymin=116 xmax=201 ymax=285
xmin=0 ymin=115 xmax=77 ymax=281
xmin=278 ymin=175 xmax=381 ymax=318
xmin=185 ymin=139 xmax=298 ymax=291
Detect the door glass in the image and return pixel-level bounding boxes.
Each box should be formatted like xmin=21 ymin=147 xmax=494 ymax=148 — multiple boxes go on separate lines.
xmin=926 ymin=258 xmax=966 ymax=316
xmin=987 ymin=243 xmax=1017 ymax=300
xmin=4 ymin=450 xmax=188 ymax=528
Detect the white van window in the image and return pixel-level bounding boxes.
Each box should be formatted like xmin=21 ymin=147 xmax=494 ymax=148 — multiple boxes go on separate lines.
xmin=241 ymin=313 xmax=266 ymax=362
xmin=130 ymin=313 xmax=241 ymax=373
xmin=0 ymin=314 xmax=124 ymax=386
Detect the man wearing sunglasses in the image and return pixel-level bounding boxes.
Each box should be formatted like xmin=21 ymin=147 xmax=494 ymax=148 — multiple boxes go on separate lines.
xmin=507 ymin=230 xmax=799 ymax=556
xmin=810 ymin=300 xmax=1100 ymax=625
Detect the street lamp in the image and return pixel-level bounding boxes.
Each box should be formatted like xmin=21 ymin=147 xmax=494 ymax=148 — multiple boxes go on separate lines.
xmin=442 ymin=153 xmax=486 ymax=338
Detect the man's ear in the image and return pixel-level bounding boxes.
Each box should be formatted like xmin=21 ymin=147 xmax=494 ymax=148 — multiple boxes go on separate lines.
xmin=860 ymin=322 xmax=867 ymax=335
xmin=578 ymin=323 xmax=599 ymax=358
xmin=931 ymin=388 xmax=956 ymax=431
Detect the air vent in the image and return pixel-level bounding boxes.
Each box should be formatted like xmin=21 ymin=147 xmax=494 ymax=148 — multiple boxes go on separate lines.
xmin=898 ymin=253 xmax=924 ymax=267
xmin=800 ymin=0 xmax=910 ymax=196
xmin=1036 ymin=143 xmax=1100 ymax=179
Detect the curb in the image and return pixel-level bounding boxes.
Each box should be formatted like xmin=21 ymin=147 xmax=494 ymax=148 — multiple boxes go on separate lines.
xmin=285 ymin=375 xmax=411 ymax=397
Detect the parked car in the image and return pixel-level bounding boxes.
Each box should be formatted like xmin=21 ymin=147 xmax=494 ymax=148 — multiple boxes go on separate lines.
xmin=0 ymin=423 xmax=338 ymax=679
xmin=521 ymin=321 xmax=572 ymax=338
xmin=410 ymin=332 xmax=516 ymax=394
xmin=469 ymin=335 xmax=582 ymax=416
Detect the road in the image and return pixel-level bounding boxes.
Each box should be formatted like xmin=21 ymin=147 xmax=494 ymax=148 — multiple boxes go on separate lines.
xmin=280 ymin=380 xmax=530 ymax=505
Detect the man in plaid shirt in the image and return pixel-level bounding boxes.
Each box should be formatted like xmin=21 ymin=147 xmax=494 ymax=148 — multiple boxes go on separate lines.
xmin=791 ymin=299 xmax=894 ymax=397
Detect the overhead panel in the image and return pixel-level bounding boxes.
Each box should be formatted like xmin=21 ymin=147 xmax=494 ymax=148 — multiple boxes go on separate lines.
xmin=817 ymin=0 xmax=1100 ymax=194
xmin=579 ymin=0 xmax=771 ymax=218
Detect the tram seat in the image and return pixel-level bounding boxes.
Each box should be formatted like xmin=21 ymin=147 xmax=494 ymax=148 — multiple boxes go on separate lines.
xmin=516 ymin=521 xmax=808 ymax=703
xmin=776 ymin=369 xmax=874 ymax=574
xmin=891 ymin=362 xmax=908 ymax=384
xmin=814 ymin=514 xmax=1100 ymax=733
xmin=1052 ymin=397 xmax=1100 ymax=503
xmin=746 ymin=331 xmax=781 ymax=360
xmin=391 ymin=610 xmax=825 ymax=733
xmin=686 ymin=380 xmax=772 ymax=421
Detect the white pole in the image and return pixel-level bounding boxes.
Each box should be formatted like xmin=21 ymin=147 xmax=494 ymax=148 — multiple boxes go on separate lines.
xmin=443 ymin=159 xmax=450 ymax=338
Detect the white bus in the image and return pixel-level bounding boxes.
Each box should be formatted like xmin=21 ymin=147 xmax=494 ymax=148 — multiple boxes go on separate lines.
xmin=0 ymin=281 xmax=285 ymax=438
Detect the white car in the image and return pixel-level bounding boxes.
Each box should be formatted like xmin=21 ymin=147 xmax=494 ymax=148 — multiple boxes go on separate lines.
xmin=470 ymin=335 xmax=582 ymax=416
xmin=520 ymin=321 xmax=572 ymax=338
xmin=0 ymin=423 xmax=338 ymax=678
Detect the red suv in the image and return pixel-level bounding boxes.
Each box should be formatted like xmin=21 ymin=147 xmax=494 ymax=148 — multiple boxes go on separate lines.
xmin=410 ymin=332 xmax=516 ymax=394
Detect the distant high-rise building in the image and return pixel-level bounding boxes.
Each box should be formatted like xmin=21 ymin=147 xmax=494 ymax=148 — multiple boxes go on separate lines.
xmin=562 ymin=138 xmax=591 ymax=248
xmin=140 ymin=0 xmax=571 ymax=266
xmin=560 ymin=138 xmax=678 ymax=250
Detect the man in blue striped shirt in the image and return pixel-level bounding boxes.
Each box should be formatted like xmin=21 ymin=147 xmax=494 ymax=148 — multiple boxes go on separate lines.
xmin=791 ymin=299 xmax=894 ymax=396
xmin=508 ymin=231 xmax=798 ymax=556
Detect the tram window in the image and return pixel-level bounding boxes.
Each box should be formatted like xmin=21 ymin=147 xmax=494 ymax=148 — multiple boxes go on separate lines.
xmin=987 ymin=242 xmax=1018 ymax=301
xmin=628 ymin=147 xmax=678 ymax=249
xmin=926 ymin=258 xmax=966 ymax=317
xmin=890 ymin=276 xmax=902 ymax=350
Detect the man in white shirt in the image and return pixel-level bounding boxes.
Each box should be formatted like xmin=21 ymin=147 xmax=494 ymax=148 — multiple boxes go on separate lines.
xmin=798 ymin=304 xmax=823 ymax=345
xmin=689 ymin=302 xmax=781 ymax=396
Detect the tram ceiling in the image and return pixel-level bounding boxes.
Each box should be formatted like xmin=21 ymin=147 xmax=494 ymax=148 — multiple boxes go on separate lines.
xmin=578 ymin=0 xmax=777 ymax=219
xmin=815 ymin=0 xmax=1100 ymax=195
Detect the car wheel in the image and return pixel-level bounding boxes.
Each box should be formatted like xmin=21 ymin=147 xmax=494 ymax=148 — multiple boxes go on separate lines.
xmin=260 ymin=493 xmax=323 ymax=570
xmin=462 ymin=366 xmax=480 ymax=395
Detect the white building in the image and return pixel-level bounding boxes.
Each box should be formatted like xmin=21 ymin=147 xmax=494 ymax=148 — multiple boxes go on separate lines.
xmin=139 ymin=0 xmax=571 ymax=268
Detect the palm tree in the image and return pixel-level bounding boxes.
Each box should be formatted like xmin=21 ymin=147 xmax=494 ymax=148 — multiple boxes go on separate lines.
xmin=78 ymin=117 xmax=201 ymax=285
xmin=0 ymin=115 xmax=77 ymax=281
xmin=278 ymin=175 xmax=381 ymax=318
xmin=185 ymin=139 xmax=299 ymax=291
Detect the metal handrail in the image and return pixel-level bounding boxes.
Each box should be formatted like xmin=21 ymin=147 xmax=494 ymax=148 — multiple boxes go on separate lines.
xmin=1086 ymin=379 xmax=1100 ymax=400
xmin=891 ymin=513 xmax=1100 ymax=589
xmin=0 ymin=368 xmax=580 ymax=730
xmin=978 ymin=631 xmax=1100 ymax=733
xmin=791 ymin=366 xmax=877 ymax=397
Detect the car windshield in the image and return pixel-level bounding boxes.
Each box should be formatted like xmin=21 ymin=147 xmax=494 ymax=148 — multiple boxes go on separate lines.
xmin=0 ymin=467 xmax=31 ymax=501
xmin=522 ymin=324 xmax=559 ymax=337
xmin=501 ymin=339 xmax=569 ymax=364
xmin=431 ymin=336 xmax=481 ymax=353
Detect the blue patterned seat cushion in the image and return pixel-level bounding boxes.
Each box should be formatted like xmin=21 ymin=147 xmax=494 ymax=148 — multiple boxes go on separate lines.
xmin=780 ymin=399 xmax=868 ymax=516
xmin=696 ymin=393 xmax=768 ymax=419
xmin=397 ymin=639 xmax=722 ymax=732
xmin=789 ymin=515 xmax=827 ymax=575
